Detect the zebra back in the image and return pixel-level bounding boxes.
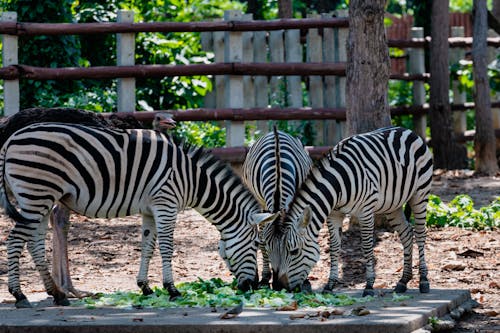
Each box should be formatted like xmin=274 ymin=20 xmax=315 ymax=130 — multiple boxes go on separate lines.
xmin=243 ymin=128 xmax=312 ymax=213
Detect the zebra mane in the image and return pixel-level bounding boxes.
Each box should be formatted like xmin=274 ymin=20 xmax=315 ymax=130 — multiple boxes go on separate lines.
xmin=272 ymin=125 xmax=282 ymax=215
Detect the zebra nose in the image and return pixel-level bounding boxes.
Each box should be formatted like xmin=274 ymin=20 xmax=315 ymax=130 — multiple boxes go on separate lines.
xmin=272 ymin=270 xmax=289 ymax=291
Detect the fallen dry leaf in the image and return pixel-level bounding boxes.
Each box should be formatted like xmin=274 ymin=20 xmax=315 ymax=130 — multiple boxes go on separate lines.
xmin=289 ymin=313 xmax=306 ymax=320
xmin=276 ymin=301 xmax=298 ymax=311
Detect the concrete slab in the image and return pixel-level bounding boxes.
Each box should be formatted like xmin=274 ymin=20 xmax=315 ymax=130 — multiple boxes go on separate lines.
xmin=0 ymin=289 xmax=471 ymax=333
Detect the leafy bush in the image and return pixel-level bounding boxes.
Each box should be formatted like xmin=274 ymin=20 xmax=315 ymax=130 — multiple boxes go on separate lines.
xmin=426 ymin=194 xmax=500 ymax=230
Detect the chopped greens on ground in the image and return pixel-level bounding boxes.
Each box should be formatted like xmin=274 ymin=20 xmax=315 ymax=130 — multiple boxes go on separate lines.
xmin=74 ymin=278 xmax=386 ymax=310
xmin=426 ymin=194 xmax=499 ymax=230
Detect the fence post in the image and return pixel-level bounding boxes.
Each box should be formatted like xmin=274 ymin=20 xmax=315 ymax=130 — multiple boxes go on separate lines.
xmin=450 ymin=26 xmax=467 ymax=138
xmin=326 ymin=9 xmax=348 ymax=145
xmin=409 ymin=27 xmax=426 ymax=139
xmin=285 ymin=28 xmax=302 ymax=131
xmin=253 ymin=30 xmax=269 ymax=135
xmin=269 ymin=30 xmax=285 ymax=108
xmin=307 ymin=13 xmax=324 ymax=145
xmin=116 ymin=10 xmax=136 ymax=113
xmin=1 ymin=12 xmax=19 ymax=116
xmin=224 ymin=10 xmax=245 ymax=147
xmin=201 ymin=31 xmax=215 ymax=108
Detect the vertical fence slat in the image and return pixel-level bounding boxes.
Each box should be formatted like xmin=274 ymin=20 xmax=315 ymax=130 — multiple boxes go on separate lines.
xmin=1 ymin=12 xmax=19 ymax=116
xmin=327 ymin=10 xmax=348 ymax=144
xmin=285 ymin=29 xmax=302 ymax=130
xmin=409 ymin=27 xmax=427 ymax=139
xmin=450 ymin=26 xmax=467 ymax=138
xmin=213 ymin=31 xmax=226 ymax=110
xmin=269 ymin=30 xmax=285 ymax=107
xmin=201 ymin=31 xmax=215 ymax=108
xmin=307 ymin=14 xmax=324 ymax=145
xmin=224 ymin=10 xmax=245 ymax=146
xmin=242 ymin=14 xmax=257 ymax=139
xmin=116 ymin=10 xmax=136 ymax=113
xmin=253 ymin=31 xmax=269 ymax=135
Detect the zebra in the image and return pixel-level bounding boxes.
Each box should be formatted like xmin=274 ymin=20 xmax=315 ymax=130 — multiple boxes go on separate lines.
xmin=0 ymin=122 xmax=274 ymax=308
xmin=242 ymin=126 xmax=313 ymax=289
xmin=261 ymin=126 xmax=433 ymax=296
xmin=0 ymin=107 xmax=176 ymax=298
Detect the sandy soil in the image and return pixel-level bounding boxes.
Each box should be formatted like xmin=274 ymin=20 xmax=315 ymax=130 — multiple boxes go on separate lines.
xmin=0 ymin=171 xmax=498 ymax=332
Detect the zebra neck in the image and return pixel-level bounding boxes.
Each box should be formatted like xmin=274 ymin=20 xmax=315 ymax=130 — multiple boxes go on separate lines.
xmin=192 ymin=165 xmax=260 ymax=234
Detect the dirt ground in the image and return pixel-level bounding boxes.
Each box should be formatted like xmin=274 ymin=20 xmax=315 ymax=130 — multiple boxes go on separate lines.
xmin=0 ymin=170 xmax=498 ymax=332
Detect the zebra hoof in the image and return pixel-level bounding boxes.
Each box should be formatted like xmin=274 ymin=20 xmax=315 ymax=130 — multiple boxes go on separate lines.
xmin=362 ymin=288 xmax=375 ymax=297
xmin=169 ymin=291 xmax=181 ymax=301
xmin=419 ymin=281 xmax=430 ymax=293
xmin=15 ymin=298 xmax=32 ymax=309
xmin=394 ymin=282 xmax=408 ymax=294
xmin=54 ymin=296 xmax=70 ymax=306
xmin=165 ymin=283 xmax=181 ymax=300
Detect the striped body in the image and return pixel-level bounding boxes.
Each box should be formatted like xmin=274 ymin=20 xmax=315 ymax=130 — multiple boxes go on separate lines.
xmin=242 ymin=128 xmax=312 ymax=288
xmin=267 ymin=127 xmax=433 ymax=295
xmin=0 ymin=123 xmax=269 ymax=307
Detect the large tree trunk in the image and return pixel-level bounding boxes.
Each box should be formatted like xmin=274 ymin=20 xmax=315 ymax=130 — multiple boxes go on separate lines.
xmin=429 ymin=0 xmax=468 ymax=169
xmin=473 ymin=0 xmax=499 ymax=175
xmin=346 ymin=0 xmax=391 ymax=136
xmin=346 ymin=0 xmax=391 ymax=230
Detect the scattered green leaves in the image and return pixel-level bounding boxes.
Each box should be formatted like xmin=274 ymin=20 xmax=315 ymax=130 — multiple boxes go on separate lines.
xmin=74 ymin=278 xmax=378 ymax=310
xmin=427 ymin=194 xmax=500 ymax=230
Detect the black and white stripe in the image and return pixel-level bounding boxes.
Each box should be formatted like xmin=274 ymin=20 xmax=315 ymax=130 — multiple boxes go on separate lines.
xmin=264 ymin=127 xmax=433 ymax=296
xmin=242 ymin=127 xmax=312 ymax=288
xmin=0 ymin=123 xmax=272 ymax=308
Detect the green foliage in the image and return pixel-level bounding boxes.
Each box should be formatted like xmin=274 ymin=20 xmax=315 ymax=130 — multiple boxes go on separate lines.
xmin=174 ymin=121 xmax=225 ymax=148
xmin=426 ymin=194 xmax=500 ymax=230
xmin=75 ymin=277 xmax=382 ymax=309
xmin=1 ymin=0 xmax=84 ymax=110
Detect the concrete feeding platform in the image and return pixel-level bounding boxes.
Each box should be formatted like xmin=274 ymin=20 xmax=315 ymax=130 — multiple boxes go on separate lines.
xmin=0 ymin=289 xmax=471 ymax=333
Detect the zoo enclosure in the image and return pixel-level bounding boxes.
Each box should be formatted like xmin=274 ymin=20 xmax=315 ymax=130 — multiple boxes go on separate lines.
xmin=0 ymin=10 xmax=499 ymax=161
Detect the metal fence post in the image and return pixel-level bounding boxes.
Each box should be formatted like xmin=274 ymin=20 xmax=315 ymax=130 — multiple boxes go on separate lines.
xmin=1 ymin=11 xmax=19 ymax=116
xmin=117 ymin=10 xmax=136 ymax=113
xmin=224 ymin=10 xmax=245 ymax=147
xmin=409 ymin=27 xmax=426 ymax=139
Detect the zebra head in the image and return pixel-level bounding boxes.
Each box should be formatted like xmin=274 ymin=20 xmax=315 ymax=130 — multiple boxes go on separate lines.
xmin=218 ymin=212 xmax=277 ymax=291
xmin=262 ymin=205 xmax=320 ymax=291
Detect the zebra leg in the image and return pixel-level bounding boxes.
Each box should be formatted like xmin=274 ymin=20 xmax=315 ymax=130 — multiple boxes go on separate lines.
xmin=359 ymin=214 xmax=376 ymax=297
xmin=410 ymin=198 xmax=430 ymax=293
xmin=7 ymin=225 xmax=32 ymax=308
xmin=154 ymin=211 xmax=181 ymax=300
xmin=259 ymin=241 xmax=272 ymax=288
xmin=137 ymin=214 xmax=157 ymax=296
xmin=27 ymin=215 xmax=69 ymax=306
xmin=386 ymin=208 xmax=414 ymax=293
xmin=323 ymin=211 xmax=344 ymax=292
xmin=51 ymin=205 xmax=93 ymax=298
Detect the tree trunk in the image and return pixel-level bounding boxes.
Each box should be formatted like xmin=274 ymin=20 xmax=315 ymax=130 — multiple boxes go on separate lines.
xmin=346 ymin=0 xmax=391 ymax=136
xmin=429 ymin=0 xmax=468 ymax=169
xmin=278 ymin=0 xmax=293 ymax=18
xmin=493 ymin=0 xmax=500 ymax=19
xmin=473 ymin=0 xmax=499 ymax=175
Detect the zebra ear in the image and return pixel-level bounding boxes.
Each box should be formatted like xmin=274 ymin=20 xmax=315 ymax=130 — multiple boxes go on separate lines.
xmin=250 ymin=212 xmax=279 ymax=226
xmin=297 ymin=205 xmax=312 ymax=229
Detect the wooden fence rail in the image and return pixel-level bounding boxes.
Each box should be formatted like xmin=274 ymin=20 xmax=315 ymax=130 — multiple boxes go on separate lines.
xmin=1 ymin=9 xmax=499 ymax=152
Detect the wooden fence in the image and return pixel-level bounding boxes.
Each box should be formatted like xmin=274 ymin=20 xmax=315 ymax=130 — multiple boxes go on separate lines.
xmin=1 ymin=10 xmax=499 ymax=159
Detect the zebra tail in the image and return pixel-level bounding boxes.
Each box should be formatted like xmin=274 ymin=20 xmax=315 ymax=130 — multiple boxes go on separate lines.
xmin=0 ymin=147 xmax=35 ymax=224
xmin=272 ymin=125 xmax=282 ymax=214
